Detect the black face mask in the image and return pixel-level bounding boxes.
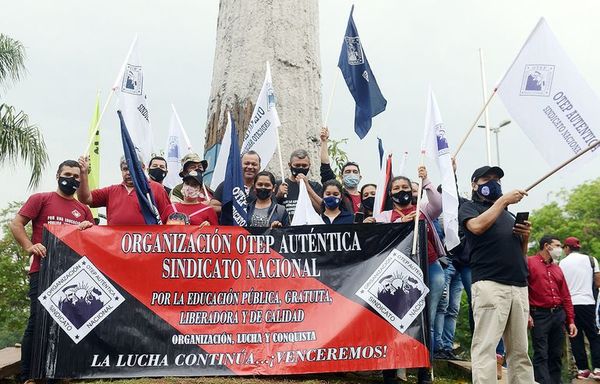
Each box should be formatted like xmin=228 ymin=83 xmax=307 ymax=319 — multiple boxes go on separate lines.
xmin=255 ymin=188 xmax=272 ymax=200
xmin=361 ymin=196 xmax=375 ymax=211
xmin=391 ymin=190 xmax=412 ymax=206
xmin=290 ymin=167 xmax=309 ymax=177
xmin=58 ymin=177 xmax=80 ymax=195
xmin=148 ymin=168 xmax=167 ymax=182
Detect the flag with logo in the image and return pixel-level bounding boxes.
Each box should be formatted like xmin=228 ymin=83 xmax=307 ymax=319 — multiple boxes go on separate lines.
xmin=163 ymin=105 xmax=192 ymax=189
xmin=338 ymin=5 xmax=387 ymax=139
xmin=210 ymin=115 xmax=232 ymax=190
xmin=87 ymin=94 xmax=101 ymax=220
xmin=118 ymin=111 xmax=161 ymax=225
xmin=290 ymin=181 xmax=325 ymax=226
xmin=241 ymin=61 xmax=281 ymax=170
xmin=113 ymin=36 xmax=154 ymax=163
xmin=220 ymin=112 xmax=248 ymax=226
xmin=496 ymin=18 xmax=600 ymax=168
xmin=422 ymin=88 xmax=460 ymax=250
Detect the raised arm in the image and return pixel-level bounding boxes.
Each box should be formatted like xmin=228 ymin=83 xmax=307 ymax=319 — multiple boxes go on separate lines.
xmin=77 ymin=155 xmax=94 ymax=205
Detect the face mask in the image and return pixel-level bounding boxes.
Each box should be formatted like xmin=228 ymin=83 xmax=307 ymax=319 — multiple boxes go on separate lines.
xmin=182 ymin=184 xmax=201 ymax=199
xmin=550 ymin=247 xmax=563 ymax=261
xmin=323 ymin=196 xmax=341 ymax=209
xmin=342 ymin=174 xmax=360 ymax=188
xmin=391 ymin=190 xmax=412 ymax=206
xmin=362 ymin=196 xmax=375 ymax=211
xmin=477 ymin=180 xmax=503 ymax=201
xmin=58 ymin=177 xmax=80 ymax=195
xmin=255 ymin=188 xmax=272 ymax=200
xmin=148 ymin=168 xmax=166 ymax=182
xmin=290 ymin=167 xmax=309 ymax=177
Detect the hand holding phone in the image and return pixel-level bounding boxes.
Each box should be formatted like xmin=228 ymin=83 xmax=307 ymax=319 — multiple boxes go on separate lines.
xmin=514 ymin=212 xmax=529 ymax=227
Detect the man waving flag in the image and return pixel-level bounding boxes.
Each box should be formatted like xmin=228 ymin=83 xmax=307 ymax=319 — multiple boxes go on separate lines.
xmin=221 ymin=112 xmax=248 ymax=226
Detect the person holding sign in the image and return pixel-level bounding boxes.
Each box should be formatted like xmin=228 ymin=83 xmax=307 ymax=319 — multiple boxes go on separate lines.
xmin=320 ymin=180 xmax=354 ymax=225
xmin=246 ymin=171 xmax=289 ymax=228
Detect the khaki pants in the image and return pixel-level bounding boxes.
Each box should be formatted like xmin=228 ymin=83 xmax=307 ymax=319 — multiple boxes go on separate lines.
xmin=471 ymin=280 xmax=535 ymax=384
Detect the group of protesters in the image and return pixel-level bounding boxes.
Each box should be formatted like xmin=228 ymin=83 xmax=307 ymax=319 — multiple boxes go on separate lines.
xmin=9 ymin=125 xmax=600 ymax=384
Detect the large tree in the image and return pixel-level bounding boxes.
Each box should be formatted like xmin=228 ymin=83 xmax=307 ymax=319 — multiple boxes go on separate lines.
xmin=0 ymin=34 xmax=48 ymax=188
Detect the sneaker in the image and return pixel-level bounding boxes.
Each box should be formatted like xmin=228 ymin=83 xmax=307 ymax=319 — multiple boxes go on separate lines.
xmin=590 ymin=368 xmax=600 ymax=379
xmin=577 ymin=369 xmax=591 ymax=379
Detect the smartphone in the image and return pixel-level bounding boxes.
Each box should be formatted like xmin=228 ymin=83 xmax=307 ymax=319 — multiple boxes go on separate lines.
xmin=514 ymin=212 xmax=529 ymax=226
xmin=354 ymin=212 xmax=365 ymax=224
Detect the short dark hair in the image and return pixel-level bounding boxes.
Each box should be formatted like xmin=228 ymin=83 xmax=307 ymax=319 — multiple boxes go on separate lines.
xmin=322 ymin=179 xmax=343 ymax=197
xmin=341 ymin=161 xmax=360 ymax=174
xmin=388 ymin=176 xmax=412 ymax=194
xmin=539 ymin=235 xmax=560 ymax=250
xmin=360 ymin=183 xmax=377 ymax=200
xmin=242 ymin=150 xmax=262 ymax=165
xmin=289 ymin=149 xmax=309 ymax=162
xmin=149 ymin=156 xmax=167 ymax=168
xmin=56 ymin=160 xmax=81 ymax=175
xmin=253 ymin=171 xmax=275 ymax=186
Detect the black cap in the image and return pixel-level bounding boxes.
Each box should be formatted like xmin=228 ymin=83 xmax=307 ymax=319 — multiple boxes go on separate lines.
xmin=182 ymin=170 xmax=203 ymax=186
xmin=471 ymin=166 xmax=504 ymax=182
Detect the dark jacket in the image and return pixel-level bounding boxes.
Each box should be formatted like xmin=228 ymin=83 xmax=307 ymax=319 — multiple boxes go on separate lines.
xmin=247 ymin=200 xmax=290 ymax=227
xmin=321 ymin=209 xmax=354 ymax=225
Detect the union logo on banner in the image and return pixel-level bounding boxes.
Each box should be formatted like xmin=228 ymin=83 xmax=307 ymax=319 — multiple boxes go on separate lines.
xmin=520 ymin=64 xmax=555 ymax=96
xmin=121 ymin=64 xmax=143 ymax=95
xmin=38 ymin=257 xmax=125 ymax=344
xmin=345 ymin=36 xmax=364 ymax=65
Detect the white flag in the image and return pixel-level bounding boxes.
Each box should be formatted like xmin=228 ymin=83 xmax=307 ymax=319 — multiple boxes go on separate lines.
xmin=291 ymin=182 xmax=324 ymax=226
xmin=241 ymin=62 xmax=281 ymax=170
xmin=373 ymin=153 xmax=392 ymax=217
xmin=114 ymin=36 xmax=154 ymax=163
xmin=210 ymin=115 xmax=232 ymax=190
xmin=163 ymin=105 xmax=192 ymax=189
xmin=422 ymin=88 xmax=460 ymax=250
xmin=497 ymin=18 xmax=600 ymax=167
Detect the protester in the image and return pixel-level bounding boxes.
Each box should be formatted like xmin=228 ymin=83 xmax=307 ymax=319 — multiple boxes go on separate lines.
xmin=276 ymin=149 xmax=323 ymax=219
xmin=359 ymin=183 xmax=377 ymax=223
xmin=166 ymin=212 xmax=191 ymax=225
xmin=320 ymin=180 xmax=354 ymax=225
xmin=148 ymin=156 xmax=170 ymax=194
xmin=434 ymin=257 xmax=463 ymax=361
xmin=170 ymin=170 xmax=217 ymax=227
xmin=210 ymin=150 xmax=261 ymax=222
xmin=319 ymin=127 xmax=361 ymax=212
xmin=77 ymin=154 xmax=171 ymax=225
xmin=246 ymin=171 xmax=289 ymax=228
xmin=170 ymin=153 xmax=212 ymax=204
xmin=528 ymin=235 xmax=577 ymax=384
xmin=9 ymin=160 xmax=94 ymax=382
xmin=560 ymin=236 xmax=600 ymax=380
xmin=458 ymin=165 xmax=534 ymax=383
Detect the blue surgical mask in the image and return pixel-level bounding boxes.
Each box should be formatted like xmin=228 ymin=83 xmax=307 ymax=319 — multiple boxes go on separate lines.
xmin=323 ymin=196 xmax=341 ymax=209
xmin=477 ymin=180 xmax=502 ymax=201
xmin=342 ymin=174 xmax=360 ymax=188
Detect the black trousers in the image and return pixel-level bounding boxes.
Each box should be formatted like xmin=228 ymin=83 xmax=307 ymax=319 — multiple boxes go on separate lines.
xmin=530 ymin=307 xmax=566 ymax=384
xmin=21 ymin=272 xmax=39 ymax=381
xmin=571 ymin=304 xmax=600 ymax=370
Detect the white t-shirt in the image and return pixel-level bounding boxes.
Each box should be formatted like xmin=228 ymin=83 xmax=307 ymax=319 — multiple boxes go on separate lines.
xmin=560 ymin=252 xmax=600 ymax=305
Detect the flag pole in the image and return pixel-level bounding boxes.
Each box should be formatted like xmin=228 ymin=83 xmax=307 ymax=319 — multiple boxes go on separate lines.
xmin=411 ymin=151 xmax=426 ymax=256
xmin=479 ymin=48 xmax=493 ymax=165
xmin=453 ymin=89 xmax=497 ymax=158
xmin=525 ymin=143 xmax=600 ymax=192
xmin=84 ymin=90 xmax=115 ymax=154
xmin=275 ymin=126 xmax=287 ymax=182
xmin=171 ymin=104 xmax=193 ymax=151
xmin=323 ymin=70 xmax=340 ymax=127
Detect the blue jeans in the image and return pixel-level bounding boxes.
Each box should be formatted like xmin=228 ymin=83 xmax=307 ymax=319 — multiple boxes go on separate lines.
xmin=428 ymin=260 xmax=445 ymax=352
xmin=434 ymin=261 xmax=463 ymax=351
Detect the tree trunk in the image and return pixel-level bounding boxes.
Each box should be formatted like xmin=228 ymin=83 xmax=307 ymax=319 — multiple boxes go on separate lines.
xmin=205 ymin=0 xmax=322 ymax=180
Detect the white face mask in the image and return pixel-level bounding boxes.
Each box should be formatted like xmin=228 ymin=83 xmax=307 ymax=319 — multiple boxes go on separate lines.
xmin=550 ymin=246 xmax=563 ymax=261
xmin=182 ymin=184 xmax=201 ymax=199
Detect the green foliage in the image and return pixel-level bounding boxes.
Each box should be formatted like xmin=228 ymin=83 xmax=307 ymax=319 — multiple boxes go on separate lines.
xmin=327 ymin=137 xmax=349 ymax=178
xmin=0 ymin=201 xmax=29 ymax=348
xmin=0 ymin=34 xmax=26 ymax=87
xmin=529 ymin=178 xmax=600 ymax=256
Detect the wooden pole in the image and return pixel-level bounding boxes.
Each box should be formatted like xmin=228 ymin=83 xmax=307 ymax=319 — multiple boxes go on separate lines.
xmin=479 ymin=48 xmax=493 ymax=165
xmin=453 ymin=90 xmax=497 ymax=158
xmin=323 ymin=70 xmax=340 ymax=127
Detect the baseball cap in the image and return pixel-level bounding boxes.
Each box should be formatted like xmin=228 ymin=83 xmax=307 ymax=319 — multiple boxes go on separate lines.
xmin=179 ymin=153 xmax=208 ymax=177
xmin=564 ymin=237 xmax=581 ymax=249
xmin=182 ymin=170 xmax=203 ymax=186
xmin=471 ymin=166 xmax=505 ymax=182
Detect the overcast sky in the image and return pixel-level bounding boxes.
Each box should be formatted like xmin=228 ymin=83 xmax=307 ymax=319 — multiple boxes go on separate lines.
xmin=2 ymin=0 xmax=600 ymax=215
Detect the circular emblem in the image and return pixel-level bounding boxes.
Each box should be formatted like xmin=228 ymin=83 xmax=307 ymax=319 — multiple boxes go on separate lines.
xmin=481 ymin=186 xmax=490 ymax=196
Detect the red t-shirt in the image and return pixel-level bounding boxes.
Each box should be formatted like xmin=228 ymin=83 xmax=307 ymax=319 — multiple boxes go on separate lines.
xmin=391 ymin=206 xmax=438 ymax=264
xmin=18 ymin=192 xmax=93 ymax=273
xmin=172 ymin=203 xmax=218 ymax=226
xmin=91 ymin=180 xmax=171 ymax=225
xmin=349 ymin=193 xmax=362 ymax=213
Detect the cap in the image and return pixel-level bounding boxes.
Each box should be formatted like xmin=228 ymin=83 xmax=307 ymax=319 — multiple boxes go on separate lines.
xmin=182 ymin=170 xmax=203 ymax=186
xmin=179 ymin=153 xmax=208 ymax=177
xmin=471 ymin=166 xmax=505 ymax=182
xmin=564 ymin=237 xmax=581 ymax=249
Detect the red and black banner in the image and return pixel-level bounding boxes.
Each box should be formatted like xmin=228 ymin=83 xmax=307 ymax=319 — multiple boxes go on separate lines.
xmin=33 ymin=223 xmax=430 ymax=379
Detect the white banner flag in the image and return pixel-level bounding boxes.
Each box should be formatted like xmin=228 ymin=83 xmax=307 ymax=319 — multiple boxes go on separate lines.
xmin=163 ymin=105 xmax=192 ymax=189
xmin=210 ymin=114 xmax=232 ymax=190
xmin=114 ymin=36 xmax=154 ymax=163
xmin=241 ymin=61 xmax=281 ymax=170
xmin=422 ymin=88 xmax=460 ymax=250
xmin=291 ymin=181 xmax=324 ymax=226
xmin=497 ymin=18 xmax=600 ymax=167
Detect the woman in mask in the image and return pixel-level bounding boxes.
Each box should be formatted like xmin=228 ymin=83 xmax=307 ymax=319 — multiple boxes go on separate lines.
xmin=321 ymin=180 xmax=354 ymax=225
xmin=247 ymin=171 xmax=289 ymax=228
xmin=171 ymin=171 xmax=217 ymax=227
xmin=359 ymin=183 xmax=377 ymax=223
xmin=375 ymin=166 xmax=445 ymax=384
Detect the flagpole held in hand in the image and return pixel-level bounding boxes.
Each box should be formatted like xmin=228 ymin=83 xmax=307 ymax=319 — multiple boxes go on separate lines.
xmin=411 ymin=151 xmax=426 ymax=256
xmin=323 ymin=70 xmax=340 ymax=127
xmin=275 ymin=126 xmax=287 ymax=198
xmin=84 ymin=90 xmax=115 ymax=154
xmin=453 ymin=89 xmax=497 ymax=158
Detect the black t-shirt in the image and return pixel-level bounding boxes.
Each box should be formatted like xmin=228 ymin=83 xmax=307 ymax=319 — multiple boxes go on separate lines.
xmin=458 ymin=199 xmax=528 ymax=286
xmin=276 ymin=178 xmax=323 ymax=219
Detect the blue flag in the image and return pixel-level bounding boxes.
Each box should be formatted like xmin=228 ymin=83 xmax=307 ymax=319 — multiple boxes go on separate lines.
xmin=338 ymin=5 xmax=387 ymax=139
xmin=221 ymin=112 xmax=248 ymax=226
xmin=118 ymin=110 xmax=161 ymax=224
